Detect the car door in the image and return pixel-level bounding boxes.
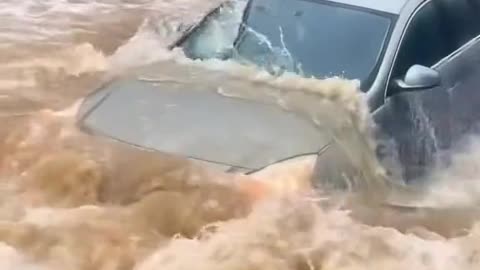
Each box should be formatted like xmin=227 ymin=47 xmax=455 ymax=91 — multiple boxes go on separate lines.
xmin=447 ymin=37 xmax=480 ymax=146
xmin=438 ymin=0 xmax=480 ymax=144
xmin=372 ymin=1 xmax=465 ymax=183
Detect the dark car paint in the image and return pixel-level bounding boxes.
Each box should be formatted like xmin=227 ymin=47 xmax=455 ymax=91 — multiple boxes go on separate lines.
xmin=374 ymin=36 xmax=480 ymax=182
xmin=371 ymin=1 xmax=480 ymax=182
xmin=299 ymin=0 xmax=480 ymax=185
xmin=78 ymin=0 xmax=480 ymax=185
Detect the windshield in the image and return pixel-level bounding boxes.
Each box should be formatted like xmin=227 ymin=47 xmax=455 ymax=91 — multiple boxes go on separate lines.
xmin=180 ymin=0 xmax=395 ymax=89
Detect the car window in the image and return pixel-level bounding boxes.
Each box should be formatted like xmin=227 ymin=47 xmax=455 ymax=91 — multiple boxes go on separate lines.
xmin=181 ymin=0 xmax=395 ymax=90
xmin=390 ymin=1 xmax=452 ymax=80
xmin=232 ymin=0 xmax=393 ymax=87
xmin=435 ymin=0 xmax=480 ymax=47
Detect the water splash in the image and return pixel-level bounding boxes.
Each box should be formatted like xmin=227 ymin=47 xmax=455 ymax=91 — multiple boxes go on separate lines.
xmin=0 ymin=0 xmax=480 ymax=270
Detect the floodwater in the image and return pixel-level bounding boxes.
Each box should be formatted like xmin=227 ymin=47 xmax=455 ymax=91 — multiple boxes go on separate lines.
xmin=1 ymin=1 xmax=480 ymax=269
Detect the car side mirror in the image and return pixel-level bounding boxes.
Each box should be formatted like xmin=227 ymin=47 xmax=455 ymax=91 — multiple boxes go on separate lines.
xmin=390 ymin=65 xmax=441 ymax=96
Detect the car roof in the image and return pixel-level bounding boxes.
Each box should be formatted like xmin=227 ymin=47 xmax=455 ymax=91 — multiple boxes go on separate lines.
xmin=325 ymin=0 xmax=415 ymax=14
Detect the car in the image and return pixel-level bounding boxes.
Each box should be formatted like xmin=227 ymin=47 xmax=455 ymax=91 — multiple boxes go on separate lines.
xmin=76 ymin=0 xmax=480 ymax=191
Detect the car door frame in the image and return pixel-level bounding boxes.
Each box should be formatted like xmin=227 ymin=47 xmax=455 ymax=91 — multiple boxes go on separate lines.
xmin=369 ymin=0 xmax=449 ymax=182
xmin=365 ymin=0 xmax=426 ymax=112
xmin=380 ymin=0 xmax=480 ymax=115
xmin=372 ymin=0 xmax=480 ymax=181
xmin=382 ymin=0 xmax=433 ymax=101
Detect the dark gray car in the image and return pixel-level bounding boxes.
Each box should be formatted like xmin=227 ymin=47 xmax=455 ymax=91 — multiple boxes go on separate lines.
xmin=77 ymin=0 xmax=480 ymax=187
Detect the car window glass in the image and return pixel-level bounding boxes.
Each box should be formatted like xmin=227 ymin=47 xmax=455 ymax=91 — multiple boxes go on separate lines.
xmin=181 ymin=0 xmax=395 ymax=90
xmin=232 ymin=0 xmax=392 ymax=85
xmin=435 ymin=0 xmax=480 ymax=49
xmin=391 ymin=2 xmax=451 ymax=79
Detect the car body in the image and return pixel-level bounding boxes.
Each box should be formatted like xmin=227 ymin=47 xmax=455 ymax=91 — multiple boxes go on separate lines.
xmin=77 ymin=0 xmax=480 ymax=188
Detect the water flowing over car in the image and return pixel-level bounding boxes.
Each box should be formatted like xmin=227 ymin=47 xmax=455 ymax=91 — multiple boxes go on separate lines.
xmin=76 ymin=0 xmax=480 ymax=189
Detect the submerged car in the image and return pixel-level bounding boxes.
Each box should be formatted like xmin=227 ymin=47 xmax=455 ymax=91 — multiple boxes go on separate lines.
xmin=77 ymin=0 xmax=480 ymax=187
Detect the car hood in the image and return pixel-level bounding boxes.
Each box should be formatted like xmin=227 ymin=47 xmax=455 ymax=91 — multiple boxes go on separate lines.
xmin=78 ymin=61 xmax=338 ymax=171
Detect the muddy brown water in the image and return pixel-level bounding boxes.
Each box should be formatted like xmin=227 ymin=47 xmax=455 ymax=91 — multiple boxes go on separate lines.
xmin=2 ymin=1 xmax=480 ymax=270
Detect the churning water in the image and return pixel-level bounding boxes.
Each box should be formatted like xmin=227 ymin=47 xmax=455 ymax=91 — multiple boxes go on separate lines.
xmin=2 ymin=1 xmax=480 ymax=269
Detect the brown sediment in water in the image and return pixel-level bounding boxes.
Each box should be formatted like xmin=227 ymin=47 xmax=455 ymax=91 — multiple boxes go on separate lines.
xmin=0 ymin=113 xmax=254 ymax=269
xmin=0 ymin=89 xmax=480 ymax=270
xmin=2 ymin=1 xmax=480 ymax=269
xmin=0 ymin=112 xmax=477 ymax=270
